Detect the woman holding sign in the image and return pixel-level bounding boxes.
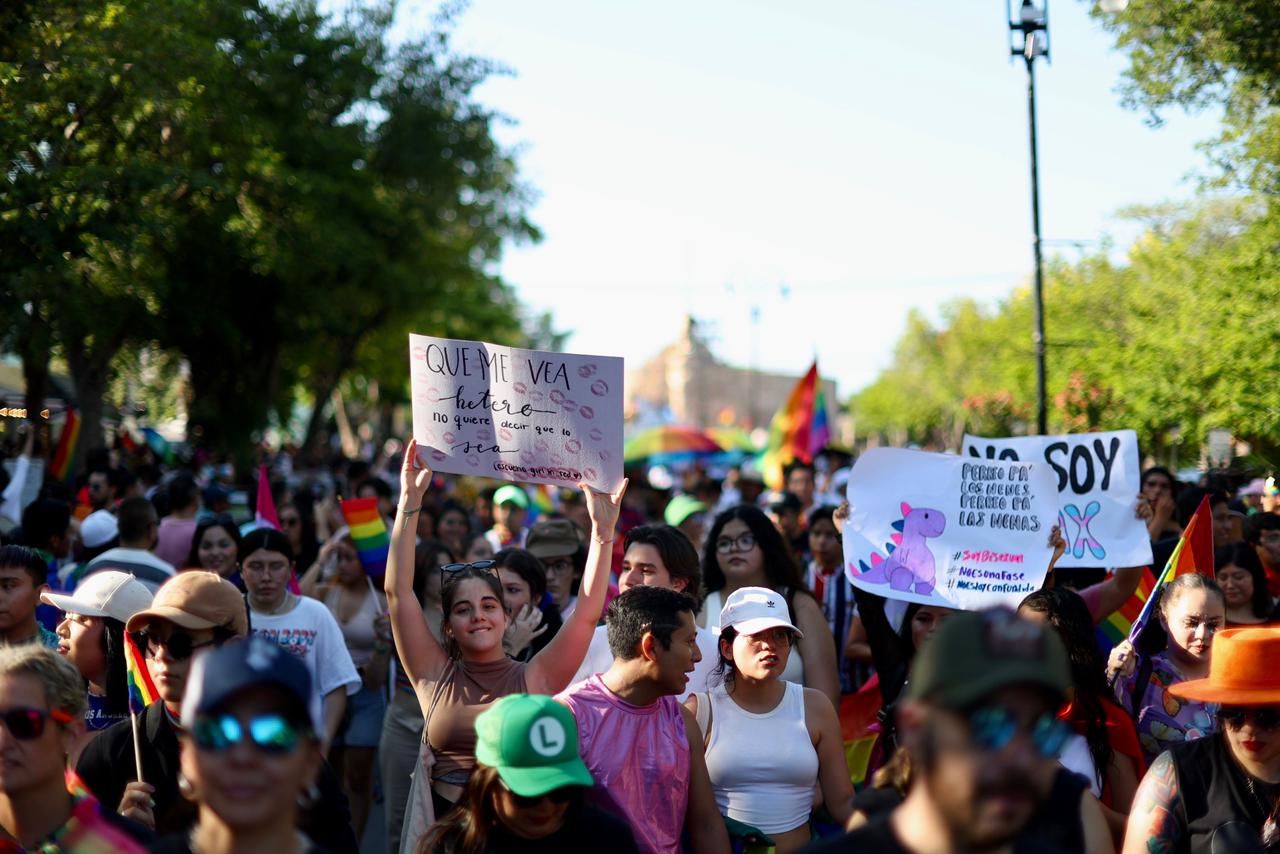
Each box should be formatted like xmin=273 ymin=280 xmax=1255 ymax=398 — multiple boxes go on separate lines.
xmin=699 ymin=505 xmax=840 ymax=711
xmin=385 ymin=438 xmax=625 ymax=819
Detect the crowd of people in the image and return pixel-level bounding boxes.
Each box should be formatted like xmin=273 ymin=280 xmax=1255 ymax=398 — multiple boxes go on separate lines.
xmin=1 ymin=422 xmax=1280 ymax=853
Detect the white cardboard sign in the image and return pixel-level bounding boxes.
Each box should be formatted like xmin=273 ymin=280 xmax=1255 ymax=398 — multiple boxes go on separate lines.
xmin=843 ymin=448 xmax=1059 ymax=610
xmin=408 ymin=334 xmax=624 ymax=491
xmin=962 ymin=430 xmax=1151 ymax=569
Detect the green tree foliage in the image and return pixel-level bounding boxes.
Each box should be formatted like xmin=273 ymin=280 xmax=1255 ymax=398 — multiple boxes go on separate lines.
xmin=1 ymin=0 xmax=540 ymax=462
xmin=852 ymin=199 xmax=1280 ymax=464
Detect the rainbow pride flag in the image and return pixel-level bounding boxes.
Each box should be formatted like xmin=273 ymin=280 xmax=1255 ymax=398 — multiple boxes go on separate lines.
xmin=342 ymin=497 xmax=390 ymax=577
xmin=761 ymin=361 xmax=820 ymax=489
xmin=50 ymin=408 xmax=81 ymax=482
xmin=124 ymin=631 xmax=159 ymax=714
xmin=1098 ymin=567 xmax=1157 ymax=646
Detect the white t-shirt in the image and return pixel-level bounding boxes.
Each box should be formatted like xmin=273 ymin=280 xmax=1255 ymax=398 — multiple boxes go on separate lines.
xmin=249 ymin=596 xmax=360 ymax=730
xmin=569 ymin=622 xmax=721 ymax=701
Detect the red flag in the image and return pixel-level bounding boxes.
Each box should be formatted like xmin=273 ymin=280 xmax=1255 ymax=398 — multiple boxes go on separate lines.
xmin=1176 ymin=496 xmax=1214 ymax=578
xmin=255 ymin=464 xmax=280 ymax=530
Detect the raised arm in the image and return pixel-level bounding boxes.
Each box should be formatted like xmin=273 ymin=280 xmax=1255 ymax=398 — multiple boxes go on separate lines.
xmin=527 ymin=478 xmax=628 ymax=694
xmin=384 ymin=439 xmax=448 ymax=688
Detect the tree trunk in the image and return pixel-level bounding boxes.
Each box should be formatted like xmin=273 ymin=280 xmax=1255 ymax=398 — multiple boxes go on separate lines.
xmin=64 ymin=335 xmax=124 ymax=469
xmin=19 ymin=306 xmax=51 ymax=424
xmin=300 ymin=373 xmax=340 ymax=464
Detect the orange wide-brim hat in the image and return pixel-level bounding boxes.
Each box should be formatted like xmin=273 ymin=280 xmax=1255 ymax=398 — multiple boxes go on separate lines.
xmin=1169 ymin=627 xmax=1280 ymax=705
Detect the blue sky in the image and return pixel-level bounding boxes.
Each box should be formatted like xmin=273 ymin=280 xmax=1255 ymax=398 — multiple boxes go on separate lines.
xmin=371 ymin=1 xmax=1221 ymax=400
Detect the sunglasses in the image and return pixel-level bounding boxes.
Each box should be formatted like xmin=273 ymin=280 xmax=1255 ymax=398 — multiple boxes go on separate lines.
xmin=503 ymin=781 xmax=576 ymax=808
xmin=967 ymin=706 xmax=1072 ymax=759
xmin=192 ymin=713 xmax=304 ymax=755
xmin=440 ymin=560 xmax=498 ymax=585
xmin=1219 ymin=706 xmax=1280 ymax=730
xmin=715 ymin=533 xmax=757 ymax=554
xmin=131 ymin=631 xmax=217 ymax=661
xmin=0 ymin=707 xmax=73 ymax=740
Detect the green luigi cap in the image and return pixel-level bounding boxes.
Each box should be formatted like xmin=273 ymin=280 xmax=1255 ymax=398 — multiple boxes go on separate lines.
xmin=493 ymin=484 xmax=529 ymax=509
xmin=664 ymin=494 xmax=707 ymax=527
xmin=906 ymin=607 xmax=1070 ymax=711
xmin=475 ymin=694 xmax=594 ymax=797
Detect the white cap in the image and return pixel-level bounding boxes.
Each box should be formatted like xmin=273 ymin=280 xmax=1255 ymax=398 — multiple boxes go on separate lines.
xmin=718 ymin=586 xmax=803 ymax=638
xmin=41 ymin=570 xmax=154 ymax=623
xmin=80 ymin=510 xmax=119 ymax=549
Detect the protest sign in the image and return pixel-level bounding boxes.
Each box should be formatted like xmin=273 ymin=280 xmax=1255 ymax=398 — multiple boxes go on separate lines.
xmin=408 ymin=334 xmax=624 ymax=491
xmin=843 ymin=448 xmax=1059 ymax=610
xmin=962 ymin=429 xmax=1150 ymax=568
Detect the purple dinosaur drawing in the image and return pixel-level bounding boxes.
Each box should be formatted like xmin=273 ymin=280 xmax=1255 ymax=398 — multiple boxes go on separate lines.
xmin=857 ymin=502 xmax=947 ymax=595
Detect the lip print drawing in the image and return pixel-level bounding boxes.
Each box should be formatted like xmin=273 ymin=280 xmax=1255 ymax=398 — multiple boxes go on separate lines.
xmin=499 ymin=428 xmax=513 ymax=442
xmin=530 ymin=390 xmax=545 ymax=402
xmin=549 ymin=389 xmax=566 ymax=405
xmin=561 ymin=399 xmax=578 ymax=413
xmin=579 ymin=405 xmax=595 ymax=420
xmin=443 ymin=431 xmax=456 ymax=445
xmin=590 ymin=379 xmax=609 ymax=397
xmin=476 ymin=428 xmax=493 ymax=441
xmin=550 ymin=454 xmax=565 ymax=465
xmin=583 ymin=467 xmax=598 ymax=482
xmin=519 ymin=451 xmax=536 ymax=465
xmin=599 ymin=450 xmax=611 ymax=462
xmin=588 ymin=428 xmax=603 ymax=442
xmin=430 ymin=449 xmax=447 ymax=464
xmin=565 ymin=439 xmax=582 ymax=454
xmin=535 ymin=439 xmax=549 ymax=453
xmin=577 ymin=364 xmax=597 ymax=379
xmin=513 ymin=381 xmax=528 ymax=394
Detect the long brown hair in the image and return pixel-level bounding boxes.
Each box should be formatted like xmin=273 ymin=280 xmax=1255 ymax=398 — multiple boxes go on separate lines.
xmin=440 ymin=567 xmax=507 ymax=661
xmin=417 ymin=765 xmax=504 ymax=854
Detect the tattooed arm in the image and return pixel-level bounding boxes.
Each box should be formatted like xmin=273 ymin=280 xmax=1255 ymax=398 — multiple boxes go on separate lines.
xmin=1121 ymin=752 xmax=1185 ymax=854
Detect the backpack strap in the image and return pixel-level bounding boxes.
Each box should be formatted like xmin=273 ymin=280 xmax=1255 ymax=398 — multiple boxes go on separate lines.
xmin=694 ymin=691 xmax=714 ymax=751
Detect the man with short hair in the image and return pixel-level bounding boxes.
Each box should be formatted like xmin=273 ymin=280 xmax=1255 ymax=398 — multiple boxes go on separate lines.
xmin=1246 ymin=511 xmax=1280 ymax=596
xmin=0 ymin=545 xmax=58 ymax=649
xmin=81 ymin=496 xmax=174 ymax=590
xmin=526 ymin=516 xmax=585 ymax=618
xmin=86 ymin=469 xmax=114 ymax=513
xmin=569 ymin=524 xmax=718 ymax=699
xmin=154 ymin=474 xmax=200 ymax=567
xmin=0 ymin=645 xmax=149 ymax=850
xmin=74 ymin=571 xmax=358 ymax=851
xmin=485 ymin=483 xmax=529 ymax=550
xmin=784 ymin=460 xmax=817 ymax=514
xmin=807 ymin=608 xmax=1106 ymax=854
xmin=557 ymin=586 xmax=729 ymax=854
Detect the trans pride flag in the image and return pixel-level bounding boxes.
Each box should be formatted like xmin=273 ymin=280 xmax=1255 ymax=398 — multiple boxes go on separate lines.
xmin=341 ymin=498 xmax=390 ymax=578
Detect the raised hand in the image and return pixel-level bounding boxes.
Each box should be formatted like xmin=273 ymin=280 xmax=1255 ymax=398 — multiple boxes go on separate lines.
xmin=504 ymin=604 xmax=549 ymax=655
xmin=399 ymin=438 xmax=433 ymax=504
xmin=582 ymin=478 xmax=629 ymax=541
xmin=833 ymin=501 xmax=850 ymax=530
xmin=1107 ymin=638 xmax=1137 ymax=682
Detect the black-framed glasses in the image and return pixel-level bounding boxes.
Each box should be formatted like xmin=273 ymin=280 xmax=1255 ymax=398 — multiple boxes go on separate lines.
xmin=0 ymin=706 xmax=73 ymax=740
xmin=715 ymin=532 xmax=757 ymax=554
xmin=191 ymin=713 xmax=304 ymax=755
xmin=542 ymin=557 xmax=576 ymax=575
xmin=440 ymin=560 xmax=498 ymax=586
xmin=1219 ymin=706 xmax=1280 ymax=731
xmin=502 ymin=781 xmax=576 ymax=808
xmin=132 ymin=631 xmax=217 ymax=661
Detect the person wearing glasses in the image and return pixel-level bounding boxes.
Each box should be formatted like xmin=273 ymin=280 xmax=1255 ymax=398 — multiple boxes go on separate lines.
xmin=808 ymin=608 xmax=1112 ymax=854
xmin=697 ymin=505 xmax=840 ymax=711
xmin=385 ymin=439 xmax=625 ymax=821
xmin=687 ymin=587 xmax=853 ymax=853
xmin=183 ymin=515 xmax=242 ymax=580
xmin=524 ymin=518 xmax=586 ymax=620
xmin=419 ymin=693 xmax=639 ymax=853
xmin=151 ymin=636 xmax=327 ymax=854
xmin=39 ymin=570 xmax=153 ymax=765
xmin=74 ymin=571 xmax=359 ymax=850
xmin=0 ymin=645 xmax=151 ymax=851
xmin=239 ymin=527 xmax=361 ymax=755
xmin=1122 ymin=627 xmax=1280 ymax=854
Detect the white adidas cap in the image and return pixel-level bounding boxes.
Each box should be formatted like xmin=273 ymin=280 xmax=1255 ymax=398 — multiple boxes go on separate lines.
xmin=718 ymin=586 xmax=804 ymax=638
xmin=41 ymin=570 xmax=154 ymax=624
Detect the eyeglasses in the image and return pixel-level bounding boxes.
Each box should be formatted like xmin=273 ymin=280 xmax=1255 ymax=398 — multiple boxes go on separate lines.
xmin=1218 ymin=706 xmax=1280 ymax=731
xmin=542 ymin=558 xmax=575 ymax=576
xmin=192 ymin=713 xmax=304 ymax=755
xmin=440 ymin=560 xmax=498 ymax=586
xmin=967 ymin=706 xmax=1072 ymax=759
xmin=132 ymin=631 xmax=217 ymax=661
xmin=0 ymin=707 xmax=73 ymax=740
xmin=502 ymin=781 xmax=576 ymax=808
xmin=715 ymin=533 xmax=757 ymax=554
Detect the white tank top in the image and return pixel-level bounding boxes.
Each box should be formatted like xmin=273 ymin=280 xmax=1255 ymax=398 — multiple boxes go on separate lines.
xmin=702 ymin=589 xmax=805 ymax=686
xmin=702 ymin=681 xmax=819 ymax=835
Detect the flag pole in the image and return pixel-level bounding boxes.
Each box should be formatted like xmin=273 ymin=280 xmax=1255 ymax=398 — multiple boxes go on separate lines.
xmin=130 ymin=711 xmax=145 ymax=784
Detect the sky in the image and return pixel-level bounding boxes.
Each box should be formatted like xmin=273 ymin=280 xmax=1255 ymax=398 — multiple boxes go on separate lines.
xmin=371 ymin=1 xmax=1221 ymax=401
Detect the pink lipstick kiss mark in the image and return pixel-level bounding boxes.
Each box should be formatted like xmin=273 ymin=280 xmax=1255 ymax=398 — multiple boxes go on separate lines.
xmin=411 ymin=347 xmax=427 ymax=362
xmin=577 ymin=364 xmax=597 ymax=379
xmin=535 ymin=439 xmax=549 ymax=453
xmin=430 ymin=449 xmax=447 ymax=463
xmin=584 ymin=467 xmax=598 ymax=481
xmin=599 ymin=450 xmax=611 ymax=462
xmin=513 ymin=381 xmax=528 ymax=394
xmin=530 ymin=390 xmax=545 ymax=402
xmin=465 ymin=455 xmax=479 ymax=468
xmin=499 ymin=428 xmax=513 ymax=442
xmin=560 ymin=399 xmax=577 ymax=413
xmin=476 ymin=429 xmax=493 ymax=441
xmin=443 ymin=432 xmax=456 ymax=444
xmin=549 ymin=390 xmax=566 ymax=405
xmin=579 ymin=405 xmax=595 ymax=420
xmin=588 ymin=428 xmax=603 ymax=442
xmin=519 ymin=451 xmax=536 ymax=465
xmin=551 ymin=454 xmax=565 ymax=465
xmin=565 ymin=439 xmax=582 ymax=454
xmin=590 ymin=380 xmax=609 ymax=397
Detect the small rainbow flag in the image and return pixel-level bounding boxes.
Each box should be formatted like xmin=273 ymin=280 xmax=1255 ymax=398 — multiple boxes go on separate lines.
xmin=1099 ymin=567 xmax=1157 ymax=646
xmin=342 ymin=497 xmax=390 ymax=577
xmin=762 ymin=361 xmax=821 ymax=489
xmin=50 ymin=408 xmax=81 ymax=482
xmin=124 ymin=631 xmax=159 ymax=715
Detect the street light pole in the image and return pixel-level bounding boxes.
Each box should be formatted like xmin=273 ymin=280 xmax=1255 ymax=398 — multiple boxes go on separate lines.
xmin=1008 ymin=0 xmax=1049 ymax=435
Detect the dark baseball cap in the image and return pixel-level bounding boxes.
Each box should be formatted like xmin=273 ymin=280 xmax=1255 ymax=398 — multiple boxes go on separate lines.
xmin=180 ymin=637 xmax=314 ymax=732
xmin=906 ymin=607 xmax=1070 ymax=710
xmin=526 ymin=518 xmax=582 ymax=559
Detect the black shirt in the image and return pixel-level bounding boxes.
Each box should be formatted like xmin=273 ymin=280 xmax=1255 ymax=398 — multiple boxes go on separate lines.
xmin=76 ymin=701 xmax=358 ymax=853
xmin=802 ymin=816 xmax=1069 ymax=853
xmin=429 ymin=804 xmax=640 ymax=853
xmin=1171 ymin=731 xmax=1278 ymax=854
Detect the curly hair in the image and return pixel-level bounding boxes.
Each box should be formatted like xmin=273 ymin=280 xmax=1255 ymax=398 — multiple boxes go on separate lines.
xmin=1019 ymin=586 xmax=1111 ymax=792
